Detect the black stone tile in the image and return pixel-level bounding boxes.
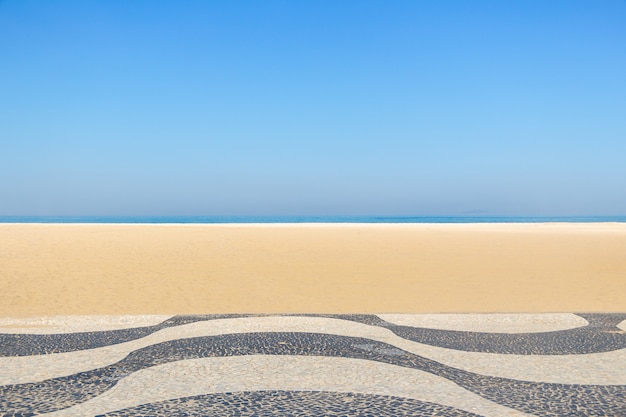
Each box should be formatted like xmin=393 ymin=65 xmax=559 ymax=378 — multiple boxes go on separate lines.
xmin=330 ymin=313 xmax=626 ymax=355
xmin=98 ymin=390 xmax=487 ymax=417
xmin=0 ymin=314 xmax=253 ymax=357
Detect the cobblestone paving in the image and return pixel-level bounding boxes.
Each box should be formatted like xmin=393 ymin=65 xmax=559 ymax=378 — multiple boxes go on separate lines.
xmin=100 ymin=391 xmax=485 ymax=417
xmin=0 ymin=314 xmax=624 ymax=416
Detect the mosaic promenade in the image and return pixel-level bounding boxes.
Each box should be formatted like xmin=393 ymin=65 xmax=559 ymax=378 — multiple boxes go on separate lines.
xmin=1 ymin=313 xmax=625 ymax=416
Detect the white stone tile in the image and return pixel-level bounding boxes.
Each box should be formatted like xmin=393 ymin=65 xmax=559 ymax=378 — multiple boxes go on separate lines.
xmin=377 ymin=313 xmax=588 ymax=333
xmin=0 ymin=315 xmax=172 ymax=334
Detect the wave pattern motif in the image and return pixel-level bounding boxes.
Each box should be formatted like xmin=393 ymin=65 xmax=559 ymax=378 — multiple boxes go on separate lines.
xmin=3 ymin=313 xmax=626 ymax=357
xmin=0 ymin=315 xmax=253 ymax=356
xmin=328 ymin=313 xmax=626 ymax=354
xmin=0 ymin=314 xmax=624 ymax=417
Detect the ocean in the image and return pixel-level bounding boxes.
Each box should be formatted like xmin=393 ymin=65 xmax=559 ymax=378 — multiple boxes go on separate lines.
xmin=1 ymin=216 xmax=625 ymax=224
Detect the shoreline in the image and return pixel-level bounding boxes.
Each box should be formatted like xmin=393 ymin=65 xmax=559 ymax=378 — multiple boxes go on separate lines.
xmin=3 ymin=221 xmax=626 ymax=229
xmin=2 ymin=223 xmax=625 ymax=315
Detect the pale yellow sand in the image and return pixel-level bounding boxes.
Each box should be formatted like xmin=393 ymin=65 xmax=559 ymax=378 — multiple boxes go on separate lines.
xmin=1 ymin=223 xmax=625 ymax=315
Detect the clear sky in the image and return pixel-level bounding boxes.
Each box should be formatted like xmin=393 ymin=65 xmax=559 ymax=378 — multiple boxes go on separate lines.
xmin=1 ymin=0 xmax=625 ymax=217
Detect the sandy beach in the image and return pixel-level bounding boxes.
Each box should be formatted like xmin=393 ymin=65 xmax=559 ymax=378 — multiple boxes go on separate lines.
xmin=1 ymin=223 xmax=625 ymax=315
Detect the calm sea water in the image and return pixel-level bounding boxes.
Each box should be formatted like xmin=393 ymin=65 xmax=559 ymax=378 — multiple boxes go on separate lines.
xmin=1 ymin=216 xmax=625 ymax=223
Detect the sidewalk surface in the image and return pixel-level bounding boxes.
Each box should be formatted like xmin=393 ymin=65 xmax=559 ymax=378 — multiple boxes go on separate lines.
xmin=1 ymin=313 xmax=625 ymax=416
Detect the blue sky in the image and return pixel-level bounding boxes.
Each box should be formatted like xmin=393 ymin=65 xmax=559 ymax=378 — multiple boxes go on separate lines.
xmin=1 ymin=0 xmax=625 ymax=216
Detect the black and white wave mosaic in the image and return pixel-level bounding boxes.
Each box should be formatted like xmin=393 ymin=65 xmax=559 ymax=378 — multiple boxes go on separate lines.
xmin=0 ymin=313 xmax=624 ymax=417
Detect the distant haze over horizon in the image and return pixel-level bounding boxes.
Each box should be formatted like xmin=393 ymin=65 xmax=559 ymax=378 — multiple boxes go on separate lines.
xmin=1 ymin=1 xmax=625 ymax=217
